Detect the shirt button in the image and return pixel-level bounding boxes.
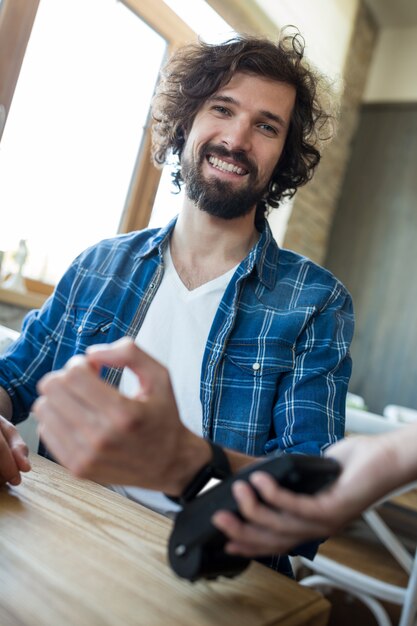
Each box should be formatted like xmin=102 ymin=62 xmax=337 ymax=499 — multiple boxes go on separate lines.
xmin=77 ymin=325 xmax=83 ymax=333
xmin=252 ymin=362 xmax=261 ymax=371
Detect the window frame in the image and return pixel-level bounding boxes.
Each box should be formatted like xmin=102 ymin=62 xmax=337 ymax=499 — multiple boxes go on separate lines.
xmin=0 ymin=0 xmax=41 ymax=141
xmin=116 ymin=0 xmax=196 ymax=233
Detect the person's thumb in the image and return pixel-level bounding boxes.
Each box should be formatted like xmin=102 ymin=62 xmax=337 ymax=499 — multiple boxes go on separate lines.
xmin=86 ymin=338 xmax=166 ymax=396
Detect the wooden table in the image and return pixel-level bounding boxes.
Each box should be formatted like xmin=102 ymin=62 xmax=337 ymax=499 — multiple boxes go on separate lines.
xmin=388 ymin=485 xmax=417 ymax=513
xmin=0 ymin=455 xmax=330 ymax=626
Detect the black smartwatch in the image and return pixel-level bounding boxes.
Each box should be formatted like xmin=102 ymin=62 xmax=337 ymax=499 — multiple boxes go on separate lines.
xmin=166 ymin=441 xmax=231 ymax=506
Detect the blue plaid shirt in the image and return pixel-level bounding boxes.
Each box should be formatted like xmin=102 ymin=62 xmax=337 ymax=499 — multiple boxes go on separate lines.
xmin=0 ymin=217 xmax=353 ymax=575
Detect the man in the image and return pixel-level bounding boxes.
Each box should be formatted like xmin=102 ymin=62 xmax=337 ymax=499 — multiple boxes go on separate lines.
xmin=0 ymin=33 xmax=353 ymax=576
xmin=211 ymin=421 xmax=417 ymax=557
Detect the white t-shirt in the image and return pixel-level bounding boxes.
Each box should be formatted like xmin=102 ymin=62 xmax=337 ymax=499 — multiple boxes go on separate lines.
xmin=110 ymin=245 xmax=237 ymax=515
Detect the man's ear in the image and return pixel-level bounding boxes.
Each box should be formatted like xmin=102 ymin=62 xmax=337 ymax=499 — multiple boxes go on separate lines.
xmin=182 ymin=113 xmax=196 ymax=139
xmin=175 ymin=125 xmax=187 ymax=144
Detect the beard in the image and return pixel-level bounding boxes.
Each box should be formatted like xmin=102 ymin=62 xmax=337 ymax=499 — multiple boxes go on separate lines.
xmin=181 ymin=143 xmax=268 ymax=220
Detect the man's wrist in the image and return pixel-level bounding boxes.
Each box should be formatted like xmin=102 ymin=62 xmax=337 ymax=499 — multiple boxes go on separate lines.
xmin=164 ymin=431 xmax=257 ymax=498
xmin=165 ymin=432 xmax=212 ymax=497
xmin=166 ymin=440 xmax=232 ymax=504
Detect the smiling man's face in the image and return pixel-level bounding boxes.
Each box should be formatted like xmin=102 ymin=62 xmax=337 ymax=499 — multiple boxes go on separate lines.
xmin=181 ymin=71 xmax=296 ymax=220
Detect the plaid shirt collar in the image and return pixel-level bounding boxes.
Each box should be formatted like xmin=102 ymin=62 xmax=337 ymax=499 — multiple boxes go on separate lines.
xmin=138 ymin=215 xmax=279 ymax=291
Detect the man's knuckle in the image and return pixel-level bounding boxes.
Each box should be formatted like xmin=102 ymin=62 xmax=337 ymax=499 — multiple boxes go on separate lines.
xmin=125 ymin=341 xmax=138 ymax=363
xmin=32 ymin=396 xmax=50 ymax=420
xmin=70 ymin=456 xmax=90 ymax=477
xmin=244 ymin=496 xmax=260 ymax=515
xmin=64 ymin=366 xmax=83 ymax=386
xmin=93 ymin=431 xmax=112 ymax=454
xmin=12 ymin=440 xmax=29 ymax=454
xmin=66 ymin=355 xmax=85 ymax=369
xmin=3 ymin=420 xmax=17 ymax=434
xmin=121 ymin=414 xmax=137 ymax=434
xmin=162 ymin=367 xmax=171 ymax=385
xmin=114 ymin=401 xmax=138 ymax=433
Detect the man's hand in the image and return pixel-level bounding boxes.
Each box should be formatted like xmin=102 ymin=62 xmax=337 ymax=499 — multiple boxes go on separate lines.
xmin=212 ymin=434 xmax=399 ymax=557
xmin=33 ymin=338 xmax=211 ymax=493
xmin=0 ymin=415 xmax=31 ymax=486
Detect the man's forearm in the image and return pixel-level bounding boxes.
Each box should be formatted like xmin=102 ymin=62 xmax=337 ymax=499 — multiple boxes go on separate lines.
xmin=0 ymin=386 xmax=12 ymax=420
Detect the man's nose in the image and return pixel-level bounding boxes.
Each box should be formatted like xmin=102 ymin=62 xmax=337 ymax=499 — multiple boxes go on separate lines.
xmin=221 ymin=119 xmax=252 ymax=153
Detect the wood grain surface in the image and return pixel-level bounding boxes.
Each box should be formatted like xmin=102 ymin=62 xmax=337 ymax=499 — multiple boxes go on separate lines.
xmin=0 ymin=454 xmax=330 ymax=626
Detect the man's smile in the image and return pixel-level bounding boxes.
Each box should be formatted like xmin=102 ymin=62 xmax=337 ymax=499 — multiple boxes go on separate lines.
xmin=207 ymin=155 xmax=248 ymax=177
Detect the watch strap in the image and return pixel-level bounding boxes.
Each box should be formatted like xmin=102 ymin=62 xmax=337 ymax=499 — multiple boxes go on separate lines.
xmin=166 ymin=441 xmax=231 ymax=505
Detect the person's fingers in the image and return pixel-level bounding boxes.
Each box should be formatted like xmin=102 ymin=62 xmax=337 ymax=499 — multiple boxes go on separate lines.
xmin=0 ymin=435 xmax=21 ymax=485
xmin=248 ymin=471 xmax=346 ymax=536
xmin=4 ymin=426 xmax=31 ymax=473
xmin=36 ymin=368 xmax=110 ymax=433
xmin=0 ymin=418 xmax=30 ymax=484
xmin=38 ymin=358 xmax=107 ymax=407
xmin=86 ymin=338 xmax=169 ymax=396
xmin=33 ymin=394 xmax=91 ymax=467
xmin=249 ymin=471 xmax=332 ymax=521
xmin=212 ymin=509 xmax=304 ymax=556
xmin=212 ymin=451 xmax=363 ymax=559
xmin=231 ymin=479 xmax=278 ymax=523
xmin=231 ymin=479 xmax=291 ymax=531
xmin=211 ymin=473 xmax=341 ymax=557
xmin=211 ymin=510 xmax=269 ymax=554
xmin=11 ymin=442 xmax=31 ymax=474
xmin=38 ymin=360 xmax=139 ymax=434
xmin=35 ymin=378 xmax=124 ymax=450
xmin=232 ymin=479 xmax=328 ymax=536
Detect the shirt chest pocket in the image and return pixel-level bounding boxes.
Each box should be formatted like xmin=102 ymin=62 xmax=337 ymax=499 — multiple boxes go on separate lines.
xmin=69 ymin=307 xmax=113 ymax=346
xmin=213 ymin=339 xmax=295 ymax=454
xmin=223 ymin=339 xmax=295 ymax=380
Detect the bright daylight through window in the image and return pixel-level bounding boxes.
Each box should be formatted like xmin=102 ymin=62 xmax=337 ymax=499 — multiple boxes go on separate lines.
xmin=0 ymin=0 xmax=166 ymax=284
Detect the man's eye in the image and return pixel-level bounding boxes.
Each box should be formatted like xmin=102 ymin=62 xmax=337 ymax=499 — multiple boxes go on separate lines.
xmin=213 ymin=106 xmax=230 ymax=115
xmin=259 ymin=123 xmax=278 ymax=135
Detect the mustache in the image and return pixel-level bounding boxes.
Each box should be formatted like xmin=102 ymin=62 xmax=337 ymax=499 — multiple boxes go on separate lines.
xmin=200 ymin=143 xmax=257 ymax=176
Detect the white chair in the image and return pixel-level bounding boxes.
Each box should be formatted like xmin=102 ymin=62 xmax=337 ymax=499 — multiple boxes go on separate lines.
xmin=0 ymin=323 xmax=19 ymax=352
xmin=345 ymin=406 xmax=403 ymax=434
xmin=384 ymin=404 xmax=417 ymax=425
xmin=297 ymin=410 xmax=417 ymax=626
xmin=346 ymin=391 xmax=367 ymax=410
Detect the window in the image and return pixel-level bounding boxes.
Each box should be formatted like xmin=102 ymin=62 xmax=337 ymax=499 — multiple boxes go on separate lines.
xmin=0 ymin=0 xmax=167 ymax=283
xmin=0 ymin=0 xmax=196 ymax=286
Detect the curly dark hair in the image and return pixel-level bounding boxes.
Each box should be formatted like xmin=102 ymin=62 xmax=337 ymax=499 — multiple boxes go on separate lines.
xmin=152 ymin=30 xmax=336 ymax=221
